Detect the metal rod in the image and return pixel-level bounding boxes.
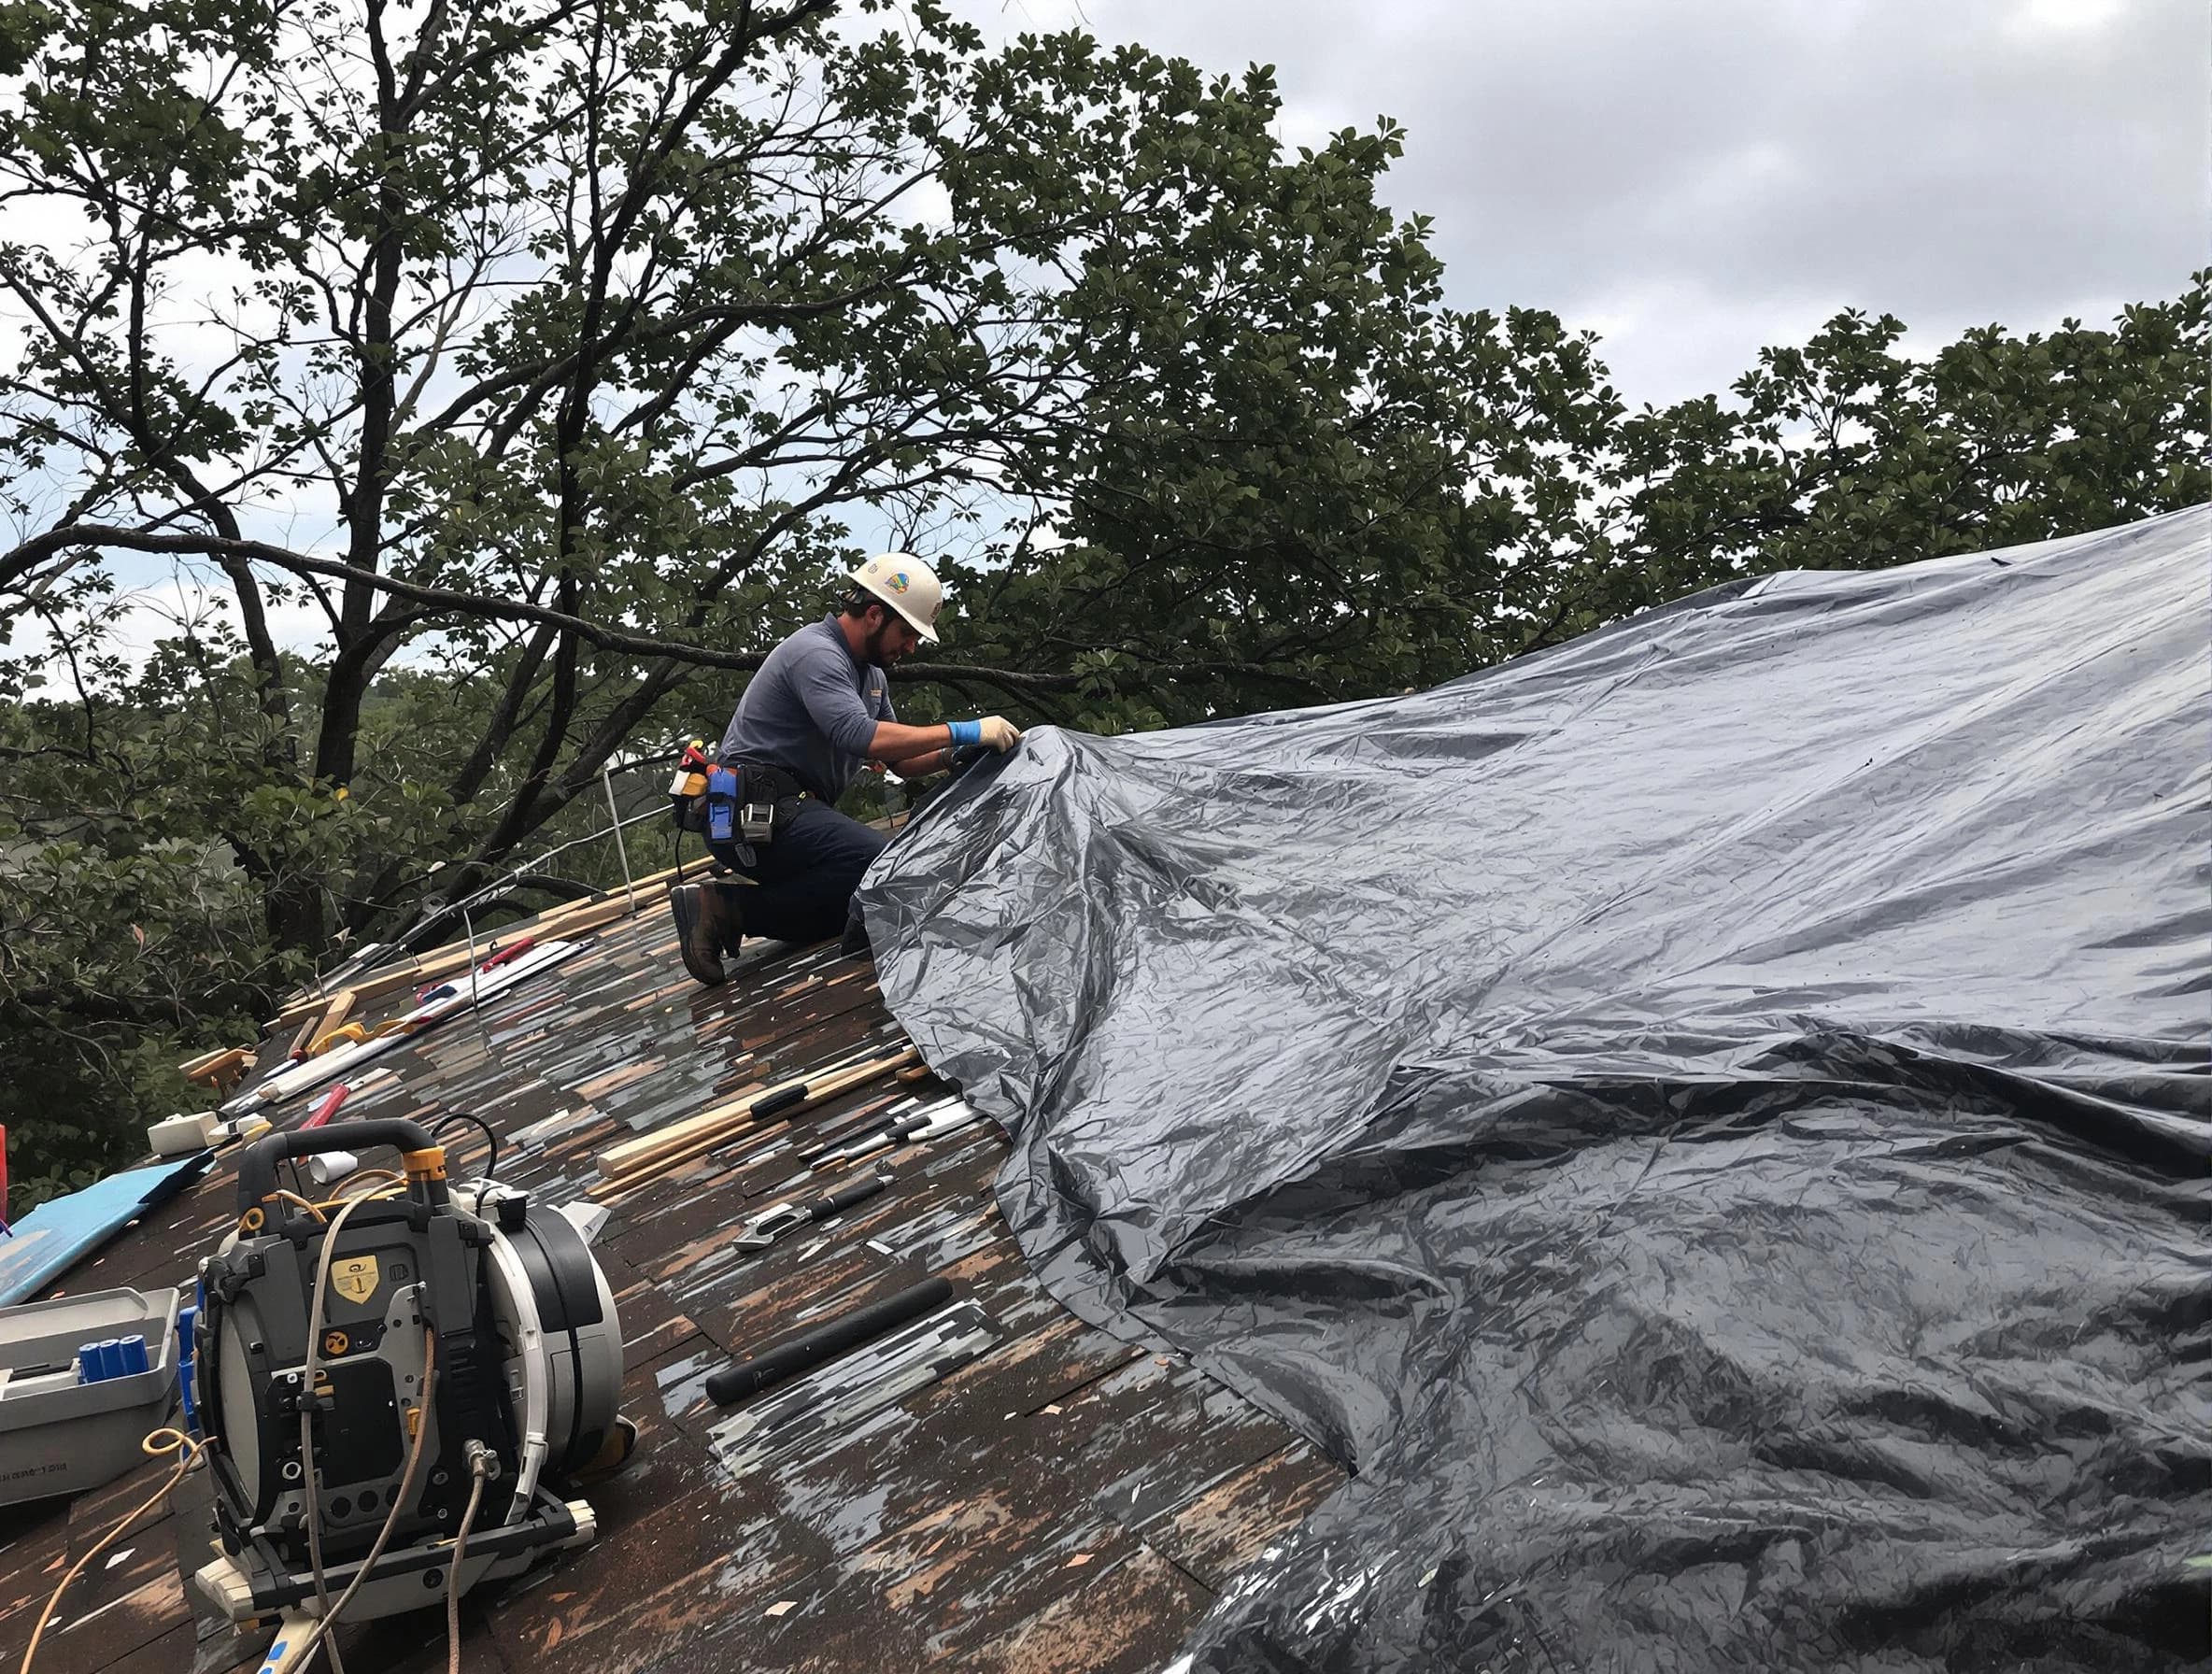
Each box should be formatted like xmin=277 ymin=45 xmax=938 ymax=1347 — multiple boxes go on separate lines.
xmin=705 ymin=1278 xmax=954 ymax=1405
xmin=602 ymin=761 xmax=636 ymax=910
xmin=291 ymin=754 xmax=674 ymax=995
xmin=364 ymin=803 xmax=664 ymax=978
xmin=460 ymin=903 xmax=493 ymax=1055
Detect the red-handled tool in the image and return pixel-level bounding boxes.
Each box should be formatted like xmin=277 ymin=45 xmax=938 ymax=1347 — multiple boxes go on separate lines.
xmin=476 ymin=936 xmax=537 ymax=973
xmin=299 ymin=1084 xmax=350 ymax=1130
xmin=418 ymin=935 xmax=539 ymax=1003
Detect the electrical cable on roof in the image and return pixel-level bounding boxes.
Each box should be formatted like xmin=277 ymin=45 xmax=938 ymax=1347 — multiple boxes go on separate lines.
xmin=313 ymin=761 xmax=676 ymax=997
xmin=263 ymin=1328 xmax=440 ymax=1674
xmin=428 ymin=1111 xmax=502 ymax=1183
xmin=394 ymin=801 xmax=668 ymax=942
xmin=446 ymin=1448 xmax=492 ymax=1674
xmin=18 ymin=1428 xmax=203 ymax=1674
xmin=299 ymin=1186 xmax=403 ymax=1674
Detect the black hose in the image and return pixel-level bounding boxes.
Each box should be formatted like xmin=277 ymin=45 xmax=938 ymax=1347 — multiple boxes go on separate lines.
xmin=429 ymin=1111 xmax=502 ymax=1183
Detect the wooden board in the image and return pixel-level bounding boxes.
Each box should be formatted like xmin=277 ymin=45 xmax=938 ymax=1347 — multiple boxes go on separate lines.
xmin=267 ymin=850 xmax=718 ymax=1021
xmin=177 ymin=1045 xmax=255 ymax=1089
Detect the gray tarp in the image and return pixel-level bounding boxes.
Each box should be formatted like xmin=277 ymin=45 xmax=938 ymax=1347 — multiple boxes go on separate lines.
xmin=863 ymin=509 xmax=2212 ymax=1671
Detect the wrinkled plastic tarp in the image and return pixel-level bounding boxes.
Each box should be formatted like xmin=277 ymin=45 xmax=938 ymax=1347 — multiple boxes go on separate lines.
xmin=862 ymin=510 xmax=2212 ymax=1672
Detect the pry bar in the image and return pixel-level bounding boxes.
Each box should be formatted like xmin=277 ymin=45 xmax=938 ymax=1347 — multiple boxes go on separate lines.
xmin=731 ymin=1170 xmax=892 ymax=1253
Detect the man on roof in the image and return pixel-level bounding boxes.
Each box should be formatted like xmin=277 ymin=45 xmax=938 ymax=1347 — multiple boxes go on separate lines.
xmin=668 ymin=551 xmax=1021 ymax=983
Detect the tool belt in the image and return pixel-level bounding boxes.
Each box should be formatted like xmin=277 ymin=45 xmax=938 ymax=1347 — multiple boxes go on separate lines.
xmin=687 ymin=759 xmax=810 ymax=848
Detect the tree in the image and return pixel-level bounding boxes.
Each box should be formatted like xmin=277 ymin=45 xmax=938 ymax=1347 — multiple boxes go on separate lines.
xmin=0 ymin=1 xmax=1609 ymax=900
xmin=924 ymin=37 xmax=1620 ymax=725
xmin=0 ymin=2 xmax=1614 ymax=1200
xmin=1581 ymin=277 xmax=2211 ymax=622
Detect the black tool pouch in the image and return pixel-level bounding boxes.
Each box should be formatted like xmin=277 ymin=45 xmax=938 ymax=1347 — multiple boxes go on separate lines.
xmin=725 ymin=759 xmax=810 ymax=846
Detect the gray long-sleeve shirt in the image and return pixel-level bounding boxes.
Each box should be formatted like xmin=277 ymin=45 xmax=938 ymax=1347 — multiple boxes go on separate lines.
xmin=718 ymin=615 xmax=896 ymax=802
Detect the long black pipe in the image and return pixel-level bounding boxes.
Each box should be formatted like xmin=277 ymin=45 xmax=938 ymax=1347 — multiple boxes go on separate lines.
xmin=705 ymin=1277 xmax=953 ymax=1405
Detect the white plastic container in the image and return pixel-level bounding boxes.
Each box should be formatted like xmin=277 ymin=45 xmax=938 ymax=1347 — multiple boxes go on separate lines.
xmin=0 ymin=1285 xmax=180 ymax=1505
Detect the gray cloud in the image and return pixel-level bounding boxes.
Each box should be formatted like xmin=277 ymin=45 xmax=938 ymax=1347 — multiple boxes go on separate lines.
xmin=1000 ymin=0 xmax=2207 ymax=404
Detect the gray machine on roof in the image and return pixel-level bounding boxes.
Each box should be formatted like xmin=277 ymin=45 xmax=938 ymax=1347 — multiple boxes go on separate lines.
xmin=191 ymin=1117 xmax=621 ymax=1640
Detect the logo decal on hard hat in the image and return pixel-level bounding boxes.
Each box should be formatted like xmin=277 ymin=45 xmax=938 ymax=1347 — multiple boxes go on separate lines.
xmin=885 ymin=571 xmax=911 ymax=594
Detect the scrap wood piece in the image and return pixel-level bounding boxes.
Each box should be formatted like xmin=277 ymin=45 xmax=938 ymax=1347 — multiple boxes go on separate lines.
xmin=616 ymin=1086 xmax=907 ymax=1227
xmin=177 ymin=1044 xmax=232 ymax=1079
xmin=710 ymin=1091 xmax=917 ymax=1203
xmin=285 ymin=987 xmax=356 ymax=1063
xmin=580 ymin=854 xmax=708 ymax=900
xmin=269 ymin=851 xmax=718 ymax=1017
xmin=402 ymin=850 xmax=713 ymax=952
xmin=178 ymin=1046 xmax=255 ymax=1090
xmin=262 ymin=989 xmax=330 ymax=1035
xmin=516 ymin=892 xmax=637 ymax=943
xmin=236 ymin=939 xmax=586 ymax=1109
xmin=595 ymin=1043 xmax=919 ymax=1182
xmin=602 ymin=1044 xmax=918 ymax=1179
xmin=333 ymin=945 xmax=482 ymax=1013
xmin=693 ymin=1019 xmax=905 ymax=1107
xmin=341 ymin=928 xmax=535 ymax=1009
xmin=338 ymin=892 xmax=642 ymax=1002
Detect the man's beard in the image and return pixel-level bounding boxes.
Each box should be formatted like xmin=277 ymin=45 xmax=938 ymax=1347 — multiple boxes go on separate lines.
xmin=865 ymin=618 xmax=906 ymax=665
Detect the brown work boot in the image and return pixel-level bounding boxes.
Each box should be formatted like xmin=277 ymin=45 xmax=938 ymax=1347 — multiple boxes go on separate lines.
xmin=669 ymin=881 xmax=740 ymax=985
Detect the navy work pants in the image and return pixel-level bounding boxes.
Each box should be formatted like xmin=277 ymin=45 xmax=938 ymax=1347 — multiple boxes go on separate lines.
xmin=707 ymin=799 xmax=886 ymax=947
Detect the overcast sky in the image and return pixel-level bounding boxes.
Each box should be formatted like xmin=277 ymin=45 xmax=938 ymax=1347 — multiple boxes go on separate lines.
xmin=978 ymin=0 xmax=2207 ymax=407
xmin=17 ymin=0 xmax=2206 ymax=665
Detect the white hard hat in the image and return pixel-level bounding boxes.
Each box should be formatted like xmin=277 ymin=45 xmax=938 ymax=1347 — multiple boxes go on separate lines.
xmin=847 ymin=551 xmax=943 ymax=644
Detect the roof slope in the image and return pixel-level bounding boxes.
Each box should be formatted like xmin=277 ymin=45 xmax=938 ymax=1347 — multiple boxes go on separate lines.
xmin=0 ymin=905 xmax=1339 ymax=1674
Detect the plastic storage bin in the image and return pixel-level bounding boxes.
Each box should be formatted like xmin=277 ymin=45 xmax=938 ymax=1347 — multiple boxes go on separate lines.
xmin=0 ymin=1285 xmax=180 ymax=1505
